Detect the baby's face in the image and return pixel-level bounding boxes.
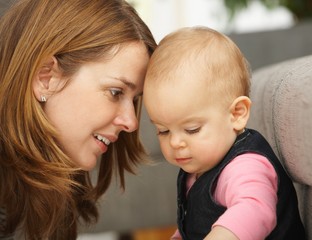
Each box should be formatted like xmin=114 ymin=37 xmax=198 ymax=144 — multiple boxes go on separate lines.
xmin=143 ymin=76 xmax=238 ymax=176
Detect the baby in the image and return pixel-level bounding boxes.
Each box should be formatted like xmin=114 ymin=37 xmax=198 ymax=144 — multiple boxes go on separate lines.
xmin=143 ymin=26 xmax=305 ymax=240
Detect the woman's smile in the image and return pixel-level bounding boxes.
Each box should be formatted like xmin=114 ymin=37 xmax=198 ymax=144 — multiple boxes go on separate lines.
xmin=93 ymin=134 xmax=110 ymax=153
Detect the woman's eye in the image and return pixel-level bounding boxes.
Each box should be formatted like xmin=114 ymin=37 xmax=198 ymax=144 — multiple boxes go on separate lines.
xmin=186 ymin=127 xmax=201 ymax=134
xmin=133 ymin=94 xmax=141 ymax=104
xmin=110 ymin=88 xmax=123 ymax=98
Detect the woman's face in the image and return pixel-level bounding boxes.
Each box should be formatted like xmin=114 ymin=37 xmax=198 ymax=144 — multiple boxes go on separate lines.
xmin=44 ymin=42 xmax=149 ymax=170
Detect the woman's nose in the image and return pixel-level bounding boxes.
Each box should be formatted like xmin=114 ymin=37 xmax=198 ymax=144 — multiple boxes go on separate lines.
xmin=114 ymin=104 xmax=138 ymax=133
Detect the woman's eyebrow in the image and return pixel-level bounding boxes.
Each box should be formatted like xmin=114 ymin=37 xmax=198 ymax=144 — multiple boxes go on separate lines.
xmin=115 ymin=77 xmax=136 ymax=90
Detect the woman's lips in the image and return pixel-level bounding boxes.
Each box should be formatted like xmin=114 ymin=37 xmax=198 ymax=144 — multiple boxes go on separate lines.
xmin=94 ymin=137 xmax=108 ymax=153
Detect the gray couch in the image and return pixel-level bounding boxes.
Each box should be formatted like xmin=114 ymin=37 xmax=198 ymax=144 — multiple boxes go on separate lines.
xmin=248 ymin=54 xmax=312 ymax=239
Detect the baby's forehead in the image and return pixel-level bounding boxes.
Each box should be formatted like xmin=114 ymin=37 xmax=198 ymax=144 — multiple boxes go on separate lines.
xmin=147 ymin=47 xmax=210 ymax=81
xmin=149 ymin=38 xmax=233 ymax=75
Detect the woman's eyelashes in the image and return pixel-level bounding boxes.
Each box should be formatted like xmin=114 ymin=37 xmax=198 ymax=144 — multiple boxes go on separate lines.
xmin=108 ymin=87 xmax=141 ymax=104
xmin=104 ymin=88 xmax=124 ymax=102
xmin=110 ymin=88 xmax=123 ymax=98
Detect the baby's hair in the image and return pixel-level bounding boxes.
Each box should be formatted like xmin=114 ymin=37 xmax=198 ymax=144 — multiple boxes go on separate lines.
xmin=146 ymin=26 xmax=251 ymax=105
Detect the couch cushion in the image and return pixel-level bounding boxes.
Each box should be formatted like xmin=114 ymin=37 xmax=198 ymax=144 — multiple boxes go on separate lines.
xmin=247 ymin=54 xmax=312 ymax=186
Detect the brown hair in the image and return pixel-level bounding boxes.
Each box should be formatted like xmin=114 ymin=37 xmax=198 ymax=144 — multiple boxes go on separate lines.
xmin=146 ymin=26 xmax=250 ymax=106
xmin=0 ymin=0 xmax=156 ymax=239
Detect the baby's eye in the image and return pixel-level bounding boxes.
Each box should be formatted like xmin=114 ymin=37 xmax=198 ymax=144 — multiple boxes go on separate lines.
xmin=157 ymin=129 xmax=169 ymax=136
xmin=185 ymin=127 xmax=201 ymax=134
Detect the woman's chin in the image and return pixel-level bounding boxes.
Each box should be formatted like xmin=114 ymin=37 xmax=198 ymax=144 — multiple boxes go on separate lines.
xmin=75 ymin=157 xmax=98 ymax=171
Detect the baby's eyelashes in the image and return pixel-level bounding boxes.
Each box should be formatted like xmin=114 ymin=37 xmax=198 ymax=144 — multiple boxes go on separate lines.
xmin=185 ymin=127 xmax=201 ymax=134
xmin=157 ymin=129 xmax=169 ymax=136
xmin=156 ymin=127 xmax=201 ymax=136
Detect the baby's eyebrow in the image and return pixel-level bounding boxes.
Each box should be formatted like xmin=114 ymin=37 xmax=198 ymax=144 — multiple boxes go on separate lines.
xmin=149 ymin=119 xmax=162 ymax=126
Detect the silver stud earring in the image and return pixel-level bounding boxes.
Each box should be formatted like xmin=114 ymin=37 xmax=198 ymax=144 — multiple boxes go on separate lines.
xmin=40 ymin=96 xmax=47 ymax=102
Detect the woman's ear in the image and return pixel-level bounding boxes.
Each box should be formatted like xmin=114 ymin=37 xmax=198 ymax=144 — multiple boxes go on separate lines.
xmin=33 ymin=56 xmax=62 ymax=102
xmin=229 ymin=96 xmax=252 ymax=132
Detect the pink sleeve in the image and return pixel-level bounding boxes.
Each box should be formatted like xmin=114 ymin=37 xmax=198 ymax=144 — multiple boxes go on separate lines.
xmin=212 ymin=153 xmax=278 ymax=240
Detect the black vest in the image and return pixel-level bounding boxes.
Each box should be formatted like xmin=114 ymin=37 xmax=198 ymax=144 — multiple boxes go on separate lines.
xmin=177 ymin=129 xmax=306 ymax=240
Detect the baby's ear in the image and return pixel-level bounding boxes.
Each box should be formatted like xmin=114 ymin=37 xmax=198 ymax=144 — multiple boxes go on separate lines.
xmin=229 ymin=96 xmax=251 ymax=132
xmin=32 ymin=56 xmax=62 ymax=102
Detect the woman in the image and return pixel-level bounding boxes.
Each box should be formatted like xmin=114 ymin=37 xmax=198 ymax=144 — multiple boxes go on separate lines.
xmin=0 ymin=0 xmax=157 ymax=239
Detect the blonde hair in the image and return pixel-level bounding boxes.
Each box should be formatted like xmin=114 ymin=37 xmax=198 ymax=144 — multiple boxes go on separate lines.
xmin=146 ymin=26 xmax=250 ymax=106
xmin=0 ymin=0 xmax=156 ymax=239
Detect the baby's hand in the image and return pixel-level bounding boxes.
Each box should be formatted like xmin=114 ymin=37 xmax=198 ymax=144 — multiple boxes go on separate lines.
xmin=204 ymin=226 xmax=239 ymax=240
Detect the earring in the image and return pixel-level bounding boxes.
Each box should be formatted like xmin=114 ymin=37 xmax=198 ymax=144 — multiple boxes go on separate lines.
xmin=40 ymin=95 xmax=47 ymax=102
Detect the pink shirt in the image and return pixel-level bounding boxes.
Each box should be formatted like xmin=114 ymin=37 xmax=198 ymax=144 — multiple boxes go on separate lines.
xmin=172 ymin=153 xmax=278 ymax=240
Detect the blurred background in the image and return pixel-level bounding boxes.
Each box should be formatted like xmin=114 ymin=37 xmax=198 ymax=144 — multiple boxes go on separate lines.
xmin=1 ymin=0 xmax=312 ymax=239
xmin=128 ymin=0 xmax=312 ymax=70
xmin=130 ymin=0 xmax=296 ymax=41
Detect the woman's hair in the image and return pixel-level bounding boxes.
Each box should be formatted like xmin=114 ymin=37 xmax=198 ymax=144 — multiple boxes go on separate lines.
xmin=146 ymin=26 xmax=251 ymax=106
xmin=0 ymin=0 xmax=156 ymax=239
